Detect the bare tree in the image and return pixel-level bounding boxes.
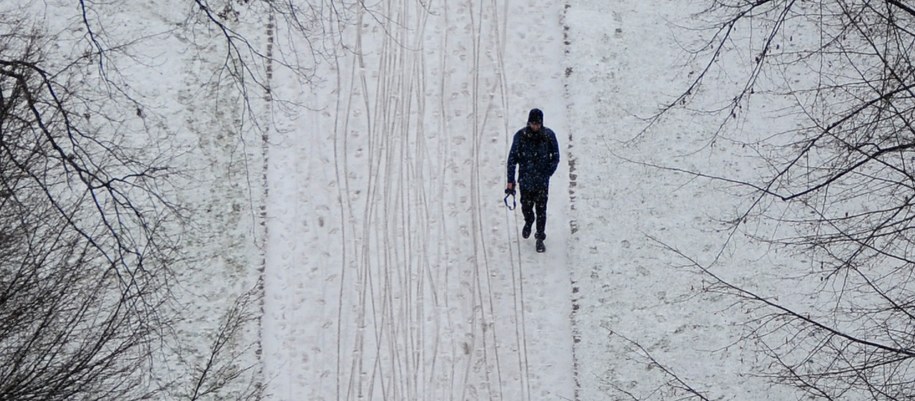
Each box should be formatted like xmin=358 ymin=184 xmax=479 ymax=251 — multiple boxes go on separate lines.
xmin=0 ymin=0 xmax=378 ymax=399
xmin=657 ymin=1 xmax=915 ymax=399
xmin=606 ymin=332 xmax=712 ymax=401
xmin=0 ymin=17 xmax=175 ymax=400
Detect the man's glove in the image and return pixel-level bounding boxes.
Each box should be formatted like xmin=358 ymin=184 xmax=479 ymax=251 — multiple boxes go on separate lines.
xmin=504 ymin=184 xmax=516 ymax=210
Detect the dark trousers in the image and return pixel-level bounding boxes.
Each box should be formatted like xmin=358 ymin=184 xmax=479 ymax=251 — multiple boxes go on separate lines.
xmin=520 ymin=187 xmax=549 ymax=239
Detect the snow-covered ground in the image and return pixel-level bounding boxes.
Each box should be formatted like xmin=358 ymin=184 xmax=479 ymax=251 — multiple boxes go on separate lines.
xmin=20 ymin=0 xmax=824 ymax=399
xmin=260 ymin=0 xmax=797 ymax=400
xmin=262 ymin=1 xmax=575 ymax=399
xmin=260 ymin=0 xmax=808 ymax=400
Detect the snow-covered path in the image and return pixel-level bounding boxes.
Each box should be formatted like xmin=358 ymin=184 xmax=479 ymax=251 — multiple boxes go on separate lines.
xmin=262 ymin=1 xmax=574 ymax=400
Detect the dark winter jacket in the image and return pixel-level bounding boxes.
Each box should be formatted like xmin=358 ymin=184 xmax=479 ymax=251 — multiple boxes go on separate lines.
xmin=506 ymin=126 xmax=560 ymax=190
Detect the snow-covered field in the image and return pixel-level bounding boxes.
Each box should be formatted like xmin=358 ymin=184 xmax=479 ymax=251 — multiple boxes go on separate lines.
xmin=19 ymin=0 xmax=829 ymax=399
xmin=262 ymin=0 xmax=797 ymax=400
xmin=262 ymin=1 xmax=575 ymax=399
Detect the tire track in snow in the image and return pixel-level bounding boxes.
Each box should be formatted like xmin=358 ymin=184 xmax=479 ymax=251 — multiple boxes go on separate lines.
xmin=438 ymin=5 xmax=472 ymax=400
xmin=346 ymin=3 xmax=437 ymax=400
xmin=466 ymin=0 xmax=504 ymax=400
xmin=408 ymin=6 xmax=435 ymax=400
xmin=344 ymin=6 xmax=375 ymax=400
xmin=434 ymin=7 xmax=460 ymax=401
xmin=332 ymin=5 xmax=361 ymax=401
xmin=379 ymin=3 xmax=412 ymax=397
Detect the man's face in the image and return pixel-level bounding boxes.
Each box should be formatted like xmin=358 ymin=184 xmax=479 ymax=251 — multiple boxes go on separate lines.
xmin=528 ymin=121 xmax=542 ymax=133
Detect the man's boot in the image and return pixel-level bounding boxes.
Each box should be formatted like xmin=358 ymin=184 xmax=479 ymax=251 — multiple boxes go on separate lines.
xmin=522 ymin=221 xmax=533 ymax=239
xmin=535 ymin=232 xmax=546 ymax=253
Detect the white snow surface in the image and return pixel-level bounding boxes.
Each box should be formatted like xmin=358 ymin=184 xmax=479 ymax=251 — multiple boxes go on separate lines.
xmin=262 ymin=1 xmax=576 ymax=400
xmin=262 ymin=1 xmax=803 ymax=400
xmin=20 ymin=0 xmax=822 ymax=399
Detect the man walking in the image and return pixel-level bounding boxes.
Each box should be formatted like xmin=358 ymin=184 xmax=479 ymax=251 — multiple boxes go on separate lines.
xmin=506 ymin=108 xmax=560 ymax=253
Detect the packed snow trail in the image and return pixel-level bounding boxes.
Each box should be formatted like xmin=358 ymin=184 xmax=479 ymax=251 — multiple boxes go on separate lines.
xmin=262 ymin=1 xmax=574 ymax=400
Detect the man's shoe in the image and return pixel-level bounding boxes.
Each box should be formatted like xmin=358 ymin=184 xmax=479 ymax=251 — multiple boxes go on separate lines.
xmin=536 ymin=239 xmax=546 ymax=253
xmin=522 ymin=223 xmax=532 ymax=239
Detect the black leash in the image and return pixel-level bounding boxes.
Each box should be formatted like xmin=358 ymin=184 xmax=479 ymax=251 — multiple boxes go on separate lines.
xmin=504 ymin=190 xmax=516 ymax=210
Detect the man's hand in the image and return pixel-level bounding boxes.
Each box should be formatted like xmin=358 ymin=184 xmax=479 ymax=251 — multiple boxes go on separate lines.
xmin=505 ymin=182 xmax=515 ymax=195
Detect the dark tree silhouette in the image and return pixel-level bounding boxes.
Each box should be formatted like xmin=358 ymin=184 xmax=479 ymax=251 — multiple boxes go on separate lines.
xmin=0 ymin=1 xmax=322 ymax=399
xmin=0 ymin=0 xmax=374 ymax=398
xmin=0 ymin=19 xmax=176 ymax=400
xmin=658 ymin=1 xmax=915 ymax=399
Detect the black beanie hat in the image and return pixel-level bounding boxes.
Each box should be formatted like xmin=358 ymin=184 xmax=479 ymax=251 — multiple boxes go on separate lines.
xmin=528 ymin=108 xmax=543 ymax=124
